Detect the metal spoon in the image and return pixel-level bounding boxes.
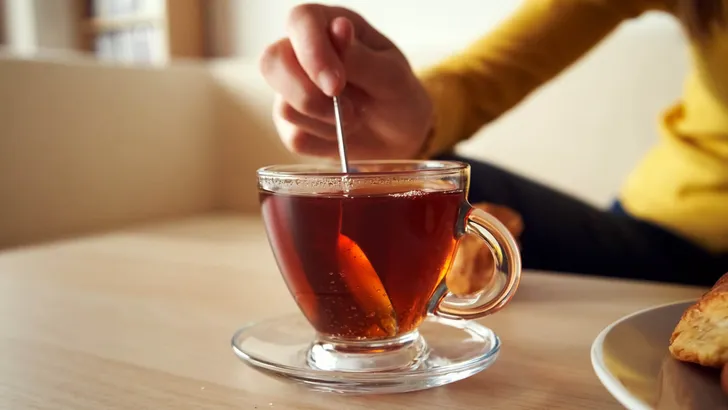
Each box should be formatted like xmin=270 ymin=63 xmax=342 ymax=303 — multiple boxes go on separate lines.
xmin=332 ymin=96 xmax=350 ymax=173
xmin=332 ymin=97 xmax=398 ymax=334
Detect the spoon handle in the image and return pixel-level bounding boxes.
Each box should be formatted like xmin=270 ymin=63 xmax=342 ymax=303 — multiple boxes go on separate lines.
xmin=332 ymin=96 xmax=350 ymax=174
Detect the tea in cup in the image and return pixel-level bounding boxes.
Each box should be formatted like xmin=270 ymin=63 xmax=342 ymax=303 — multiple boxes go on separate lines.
xmin=257 ymin=160 xmax=521 ymax=373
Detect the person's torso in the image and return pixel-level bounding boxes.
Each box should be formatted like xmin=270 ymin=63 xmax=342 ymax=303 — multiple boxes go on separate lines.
xmin=621 ymin=2 xmax=728 ymax=253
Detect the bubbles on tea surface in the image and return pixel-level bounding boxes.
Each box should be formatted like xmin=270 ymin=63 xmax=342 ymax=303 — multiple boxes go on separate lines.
xmin=389 ymin=190 xmax=426 ymax=198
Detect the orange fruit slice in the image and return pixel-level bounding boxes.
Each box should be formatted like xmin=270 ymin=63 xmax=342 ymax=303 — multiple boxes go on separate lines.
xmin=336 ymin=233 xmax=398 ymax=337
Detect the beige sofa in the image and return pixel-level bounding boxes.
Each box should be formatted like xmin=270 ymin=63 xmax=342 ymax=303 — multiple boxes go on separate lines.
xmin=0 ymin=18 xmax=689 ymax=249
xmin=0 ymin=52 xmax=298 ymax=249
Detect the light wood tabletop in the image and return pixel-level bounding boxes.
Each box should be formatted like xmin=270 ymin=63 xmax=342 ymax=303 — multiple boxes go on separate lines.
xmin=0 ymin=213 xmax=706 ymax=409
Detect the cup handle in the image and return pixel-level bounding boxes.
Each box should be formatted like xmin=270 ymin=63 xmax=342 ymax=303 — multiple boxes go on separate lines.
xmin=430 ymin=206 xmax=522 ymax=320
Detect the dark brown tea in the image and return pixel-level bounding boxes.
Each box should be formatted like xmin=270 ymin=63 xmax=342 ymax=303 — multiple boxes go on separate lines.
xmin=260 ymin=186 xmax=464 ymax=340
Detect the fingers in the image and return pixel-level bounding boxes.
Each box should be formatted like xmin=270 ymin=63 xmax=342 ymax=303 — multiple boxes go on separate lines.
xmin=272 ymin=93 xmax=343 ymax=158
xmin=274 ymin=95 xmax=337 ymax=141
xmin=278 ymin=126 xmax=383 ymax=158
xmin=282 ymin=4 xmax=406 ymax=98
xmin=273 ymin=96 xmax=382 ymax=159
xmin=265 ymin=3 xmax=413 ymax=102
xmin=286 ymin=4 xmax=347 ymax=96
xmin=262 ymin=3 xmax=422 ymax=159
xmin=289 ymin=132 xmax=340 ymax=158
xmin=260 ymin=38 xmax=336 ymax=122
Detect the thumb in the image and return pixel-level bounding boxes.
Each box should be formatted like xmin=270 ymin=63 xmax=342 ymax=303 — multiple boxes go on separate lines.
xmin=329 ymin=17 xmax=354 ymax=56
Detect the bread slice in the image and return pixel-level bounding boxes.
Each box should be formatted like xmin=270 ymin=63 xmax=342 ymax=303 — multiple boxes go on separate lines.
xmin=446 ymin=203 xmax=523 ymax=296
xmin=669 ymin=272 xmax=728 ymax=368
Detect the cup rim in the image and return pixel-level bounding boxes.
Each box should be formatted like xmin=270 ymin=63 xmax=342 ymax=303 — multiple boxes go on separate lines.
xmin=257 ymin=159 xmax=468 ymax=179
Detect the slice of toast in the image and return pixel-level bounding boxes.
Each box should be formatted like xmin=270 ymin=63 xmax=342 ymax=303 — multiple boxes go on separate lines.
xmin=669 ymin=272 xmax=728 ymax=368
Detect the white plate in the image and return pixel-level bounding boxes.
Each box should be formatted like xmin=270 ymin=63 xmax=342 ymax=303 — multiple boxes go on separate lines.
xmin=591 ymin=300 xmax=728 ymax=409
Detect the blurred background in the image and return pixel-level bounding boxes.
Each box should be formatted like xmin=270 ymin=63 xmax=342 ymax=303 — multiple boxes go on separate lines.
xmin=0 ymin=1 xmax=682 ymax=65
xmin=0 ymin=0 xmax=689 ymax=249
xmin=0 ymin=1 xmax=527 ymax=64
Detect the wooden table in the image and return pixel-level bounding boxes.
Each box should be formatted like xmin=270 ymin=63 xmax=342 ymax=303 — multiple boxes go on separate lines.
xmin=0 ymin=213 xmax=706 ymax=409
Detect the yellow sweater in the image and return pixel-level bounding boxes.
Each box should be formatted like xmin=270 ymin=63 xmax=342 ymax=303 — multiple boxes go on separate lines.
xmin=419 ymin=0 xmax=728 ymax=253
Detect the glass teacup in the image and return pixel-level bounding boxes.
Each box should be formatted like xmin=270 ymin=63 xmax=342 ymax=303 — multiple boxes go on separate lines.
xmin=257 ymin=160 xmax=521 ymax=372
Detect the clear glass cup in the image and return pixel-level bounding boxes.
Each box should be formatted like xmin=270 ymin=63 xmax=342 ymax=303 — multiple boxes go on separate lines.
xmin=255 ymin=160 xmax=521 ymax=373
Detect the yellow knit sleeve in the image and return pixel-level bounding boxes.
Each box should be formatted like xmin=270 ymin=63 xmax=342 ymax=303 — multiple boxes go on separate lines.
xmin=417 ymin=0 xmax=670 ymax=158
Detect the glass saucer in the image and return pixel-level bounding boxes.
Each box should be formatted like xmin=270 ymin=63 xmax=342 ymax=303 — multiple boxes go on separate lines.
xmin=231 ymin=313 xmax=501 ymax=394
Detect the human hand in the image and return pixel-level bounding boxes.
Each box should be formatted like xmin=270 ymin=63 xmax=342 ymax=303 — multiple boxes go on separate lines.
xmin=447 ymin=203 xmax=524 ymax=296
xmin=259 ymin=4 xmax=434 ymax=160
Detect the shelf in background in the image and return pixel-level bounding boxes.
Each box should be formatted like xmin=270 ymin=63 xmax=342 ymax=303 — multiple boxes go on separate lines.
xmin=85 ymin=15 xmax=165 ymax=33
xmin=78 ymin=0 xmax=205 ymax=64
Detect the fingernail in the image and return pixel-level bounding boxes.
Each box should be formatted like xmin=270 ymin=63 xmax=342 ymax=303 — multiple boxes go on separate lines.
xmin=318 ymin=70 xmax=340 ymax=96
